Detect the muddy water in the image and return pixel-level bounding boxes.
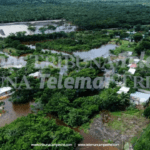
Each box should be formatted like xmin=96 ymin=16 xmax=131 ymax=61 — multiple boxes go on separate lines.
xmin=48 ymin=114 xmax=119 ymax=150
xmin=0 ymin=98 xmax=34 ymax=127
xmin=0 ymin=99 xmax=118 ymax=150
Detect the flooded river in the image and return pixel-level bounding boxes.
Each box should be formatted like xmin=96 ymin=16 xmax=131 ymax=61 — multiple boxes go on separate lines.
xmin=73 ymin=44 xmax=118 ymax=61
xmin=0 ymin=98 xmax=34 ymax=127
xmin=0 ymin=20 xmax=77 ymax=38
xmin=0 ymin=98 xmax=119 ymax=150
xmin=0 ymin=43 xmax=119 ymax=150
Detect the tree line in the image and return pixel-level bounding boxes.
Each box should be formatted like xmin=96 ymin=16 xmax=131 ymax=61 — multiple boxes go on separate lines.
xmin=0 ymin=1 xmax=150 ymax=30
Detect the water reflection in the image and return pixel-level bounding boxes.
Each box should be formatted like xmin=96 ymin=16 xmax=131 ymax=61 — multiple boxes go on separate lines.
xmin=0 ymin=99 xmax=119 ymax=150
xmin=47 ymin=114 xmax=119 ymax=150
xmin=0 ymin=98 xmax=34 ymax=127
xmin=73 ymin=44 xmax=118 ymax=61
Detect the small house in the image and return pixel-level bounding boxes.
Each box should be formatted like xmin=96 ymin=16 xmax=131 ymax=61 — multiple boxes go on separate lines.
xmin=128 ymin=68 xmax=136 ymax=74
xmin=29 ymin=71 xmax=41 ymax=78
xmin=130 ymin=92 xmax=150 ymax=105
xmin=0 ymin=87 xmax=12 ymax=98
xmin=130 ymin=64 xmax=137 ymax=69
xmin=117 ymin=86 xmax=130 ymax=94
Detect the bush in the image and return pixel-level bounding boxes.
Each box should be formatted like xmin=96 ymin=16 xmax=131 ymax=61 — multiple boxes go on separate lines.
xmin=126 ymin=103 xmax=137 ymax=111
xmin=28 ymin=26 xmax=36 ymax=32
xmin=109 ymin=81 xmax=116 ymax=88
xmin=144 ymin=106 xmax=150 ymax=118
xmin=47 ymin=25 xmax=56 ymax=30
xmin=133 ymin=124 xmax=150 ymax=150
xmin=0 ymin=113 xmax=83 ymax=150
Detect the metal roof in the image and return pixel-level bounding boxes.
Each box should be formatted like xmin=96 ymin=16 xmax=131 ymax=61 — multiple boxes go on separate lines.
xmin=0 ymin=87 xmax=12 ymax=95
xmin=128 ymin=68 xmax=136 ymax=74
xmin=130 ymin=92 xmax=150 ymax=103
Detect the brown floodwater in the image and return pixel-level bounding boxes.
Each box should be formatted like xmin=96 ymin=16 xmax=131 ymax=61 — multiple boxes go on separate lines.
xmin=0 ymin=98 xmax=34 ymax=127
xmin=0 ymin=98 xmax=119 ymax=150
xmin=47 ymin=114 xmax=119 ymax=150
xmin=19 ymin=53 xmax=32 ymax=57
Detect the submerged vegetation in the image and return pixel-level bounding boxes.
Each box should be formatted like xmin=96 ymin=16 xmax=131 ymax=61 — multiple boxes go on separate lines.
xmin=1 ymin=0 xmax=150 ymax=149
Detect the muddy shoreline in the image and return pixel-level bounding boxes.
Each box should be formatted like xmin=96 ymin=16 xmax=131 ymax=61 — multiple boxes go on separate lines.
xmin=0 ymin=98 xmax=119 ymax=150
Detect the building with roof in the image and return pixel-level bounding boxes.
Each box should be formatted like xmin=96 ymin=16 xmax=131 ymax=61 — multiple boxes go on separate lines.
xmin=29 ymin=71 xmax=41 ymax=78
xmin=130 ymin=64 xmax=137 ymax=69
xmin=127 ymin=64 xmax=132 ymax=67
xmin=130 ymin=92 xmax=150 ymax=105
xmin=134 ymin=59 xmax=140 ymax=64
xmin=128 ymin=68 xmax=136 ymax=74
xmin=117 ymin=86 xmax=130 ymax=94
xmin=0 ymin=87 xmax=12 ymax=98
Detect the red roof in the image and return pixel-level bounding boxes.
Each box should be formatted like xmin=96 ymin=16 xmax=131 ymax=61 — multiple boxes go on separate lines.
xmin=130 ymin=64 xmax=137 ymax=68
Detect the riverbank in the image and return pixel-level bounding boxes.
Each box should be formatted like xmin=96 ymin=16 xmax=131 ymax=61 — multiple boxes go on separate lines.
xmin=87 ymin=110 xmax=150 ymax=150
xmin=0 ymin=98 xmax=119 ymax=150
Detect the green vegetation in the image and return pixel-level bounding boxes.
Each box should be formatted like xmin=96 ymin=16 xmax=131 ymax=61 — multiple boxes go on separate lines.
xmin=133 ymin=33 xmax=143 ymax=42
xmin=0 ymin=0 xmax=150 ymax=30
xmin=108 ymin=109 xmax=148 ymax=134
xmin=28 ymin=26 xmax=36 ymax=32
xmin=39 ymin=31 xmax=110 ymax=53
xmin=39 ymin=27 xmax=47 ymax=34
xmin=0 ymin=53 xmax=8 ymax=58
xmin=111 ymin=40 xmax=136 ymax=55
xmin=131 ymin=123 xmax=150 ymax=150
xmin=0 ymin=112 xmax=83 ymax=150
xmin=47 ymin=25 xmax=56 ymax=30
xmin=144 ymin=106 xmax=150 ymax=118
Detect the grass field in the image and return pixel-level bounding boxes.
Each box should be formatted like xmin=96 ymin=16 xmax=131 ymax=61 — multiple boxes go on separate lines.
xmin=108 ymin=109 xmax=149 ymax=134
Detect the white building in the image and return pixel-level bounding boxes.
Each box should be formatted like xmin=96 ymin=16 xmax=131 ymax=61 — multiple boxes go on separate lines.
xmin=29 ymin=71 xmax=41 ymax=78
xmin=130 ymin=92 xmax=150 ymax=105
xmin=128 ymin=68 xmax=136 ymax=74
xmin=0 ymin=87 xmax=12 ymax=97
xmin=117 ymin=86 xmax=130 ymax=94
xmin=133 ymin=59 xmax=140 ymax=64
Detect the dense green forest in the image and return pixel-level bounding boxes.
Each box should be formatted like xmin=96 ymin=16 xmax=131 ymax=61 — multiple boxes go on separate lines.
xmin=0 ymin=0 xmax=150 ymax=30
xmin=0 ymin=112 xmax=82 ymax=150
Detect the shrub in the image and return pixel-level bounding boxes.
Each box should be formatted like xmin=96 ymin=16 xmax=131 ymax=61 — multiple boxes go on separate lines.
xmin=144 ymin=106 xmax=150 ymax=118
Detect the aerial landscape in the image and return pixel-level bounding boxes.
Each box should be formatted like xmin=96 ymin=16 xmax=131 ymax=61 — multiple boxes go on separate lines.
xmin=1 ymin=0 xmax=150 ymax=150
